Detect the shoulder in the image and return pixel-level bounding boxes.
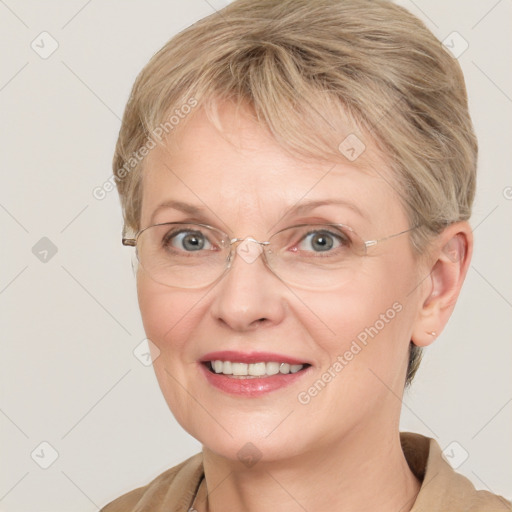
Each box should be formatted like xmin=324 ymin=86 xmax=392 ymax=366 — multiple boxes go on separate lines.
xmin=400 ymin=432 xmax=511 ymax=512
xmin=100 ymin=453 xmax=203 ymax=512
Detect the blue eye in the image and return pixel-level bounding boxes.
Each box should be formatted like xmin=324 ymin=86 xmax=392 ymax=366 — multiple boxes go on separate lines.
xmin=298 ymin=230 xmax=348 ymax=253
xmin=164 ymin=230 xmax=213 ymax=252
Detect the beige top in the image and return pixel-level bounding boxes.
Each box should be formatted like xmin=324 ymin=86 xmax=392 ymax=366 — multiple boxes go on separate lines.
xmin=100 ymin=432 xmax=511 ymax=511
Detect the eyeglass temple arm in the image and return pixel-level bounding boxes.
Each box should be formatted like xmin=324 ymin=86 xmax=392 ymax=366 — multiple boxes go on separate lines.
xmin=364 ymin=225 xmax=418 ymax=249
xmin=122 ymin=238 xmax=136 ymax=247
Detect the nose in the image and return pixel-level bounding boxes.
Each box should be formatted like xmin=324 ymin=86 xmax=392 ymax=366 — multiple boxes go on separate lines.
xmin=209 ymin=238 xmax=287 ymax=332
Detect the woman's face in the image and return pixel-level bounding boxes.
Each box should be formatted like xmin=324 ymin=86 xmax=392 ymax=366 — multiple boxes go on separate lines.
xmin=137 ymin=103 xmax=427 ymax=463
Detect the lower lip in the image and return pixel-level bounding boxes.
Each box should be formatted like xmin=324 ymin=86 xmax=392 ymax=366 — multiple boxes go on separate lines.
xmin=199 ymin=363 xmax=310 ymax=397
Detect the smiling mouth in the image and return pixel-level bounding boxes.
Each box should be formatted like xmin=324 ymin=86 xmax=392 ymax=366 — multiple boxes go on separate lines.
xmin=204 ymin=360 xmax=310 ymax=378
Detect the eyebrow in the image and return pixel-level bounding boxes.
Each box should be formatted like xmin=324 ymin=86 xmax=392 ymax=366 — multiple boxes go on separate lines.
xmin=283 ymin=199 xmax=367 ymax=220
xmin=151 ymin=200 xmax=205 ymax=220
xmin=150 ymin=198 xmax=367 ymax=227
xmin=149 ymin=200 xmax=214 ymax=229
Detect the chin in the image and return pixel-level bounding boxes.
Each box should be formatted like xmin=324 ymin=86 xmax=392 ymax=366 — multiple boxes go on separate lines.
xmin=200 ymin=429 xmax=311 ymax=466
xmin=164 ymin=394 xmax=304 ymax=460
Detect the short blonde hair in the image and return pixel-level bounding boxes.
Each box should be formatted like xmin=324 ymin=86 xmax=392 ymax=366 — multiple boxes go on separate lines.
xmin=113 ymin=0 xmax=478 ymax=385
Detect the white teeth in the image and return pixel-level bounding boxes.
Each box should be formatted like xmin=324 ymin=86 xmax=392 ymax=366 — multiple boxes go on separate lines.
xmin=232 ymin=362 xmax=248 ymax=376
xmin=279 ymin=363 xmax=290 ymax=374
xmin=248 ymin=362 xmax=266 ymax=376
xmin=210 ymin=360 xmax=305 ymax=377
xmin=266 ymin=362 xmax=280 ymax=375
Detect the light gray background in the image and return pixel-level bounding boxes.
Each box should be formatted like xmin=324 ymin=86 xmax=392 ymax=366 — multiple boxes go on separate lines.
xmin=1 ymin=1 xmax=511 ymax=510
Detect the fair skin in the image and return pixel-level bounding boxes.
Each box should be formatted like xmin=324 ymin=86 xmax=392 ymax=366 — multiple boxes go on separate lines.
xmin=136 ymin=102 xmax=472 ymax=512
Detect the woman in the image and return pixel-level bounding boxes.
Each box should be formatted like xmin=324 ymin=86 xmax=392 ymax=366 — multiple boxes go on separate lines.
xmin=101 ymin=0 xmax=510 ymax=510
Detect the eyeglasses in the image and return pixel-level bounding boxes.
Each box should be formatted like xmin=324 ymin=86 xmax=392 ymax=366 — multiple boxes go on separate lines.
xmin=122 ymin=222 xmax=416 ymax=289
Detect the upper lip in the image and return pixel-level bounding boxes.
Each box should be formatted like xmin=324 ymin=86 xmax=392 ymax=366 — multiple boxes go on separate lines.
xmin=200 ymin=351 xmax=310 ymax=366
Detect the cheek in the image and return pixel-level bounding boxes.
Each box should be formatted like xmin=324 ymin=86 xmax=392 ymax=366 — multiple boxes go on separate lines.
xmin=136 ymin=273 xmax=204 ymax=358
xmin=300 ymin=287 xmax=405 ymax=361
xmin=298 ymin=260 xmax=419 ymax=376
xmin=290 ymin=289 xmax=413 ymax=433
xmin=136 ymin=273 xmax=211 ymax=436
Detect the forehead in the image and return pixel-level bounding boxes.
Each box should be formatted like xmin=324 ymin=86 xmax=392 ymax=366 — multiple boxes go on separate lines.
xmin=140 ymin=103 xmax=407 ymax=232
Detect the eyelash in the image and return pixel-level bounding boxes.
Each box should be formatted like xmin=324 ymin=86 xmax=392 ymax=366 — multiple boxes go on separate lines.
xmin=161 ymin=227 xmax=352 ymax=255
xmin=294 ymin=229 xmax=350 ymax=251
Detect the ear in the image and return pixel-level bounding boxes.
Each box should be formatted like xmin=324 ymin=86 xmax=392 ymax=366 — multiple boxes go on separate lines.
xmin=411 ymin=222 xmax=473 ymax=347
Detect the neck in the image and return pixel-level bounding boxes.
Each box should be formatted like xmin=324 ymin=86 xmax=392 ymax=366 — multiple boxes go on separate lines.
xmin=198 ymin=427 xmax=421 ymax=512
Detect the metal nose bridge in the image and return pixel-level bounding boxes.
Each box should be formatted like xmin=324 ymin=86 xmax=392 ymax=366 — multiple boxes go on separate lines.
xmin=227 ymin=237 xmax=272 ymax=267
xmin=229 ymin=236 xmax=270 ymax=247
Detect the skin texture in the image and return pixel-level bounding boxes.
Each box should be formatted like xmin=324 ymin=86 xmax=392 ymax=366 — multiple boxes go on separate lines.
xmin=136 ymin=102 xmax=473 ymax=512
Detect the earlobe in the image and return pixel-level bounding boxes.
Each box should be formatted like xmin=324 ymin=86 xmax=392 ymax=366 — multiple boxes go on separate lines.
xmin=411 ymin=223 xmax=473 ymax=348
